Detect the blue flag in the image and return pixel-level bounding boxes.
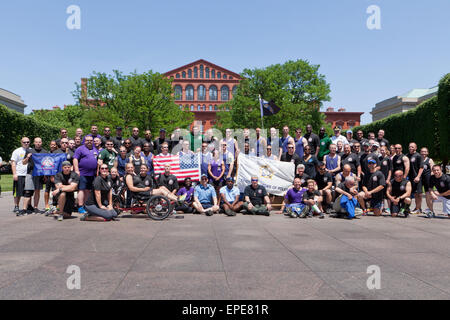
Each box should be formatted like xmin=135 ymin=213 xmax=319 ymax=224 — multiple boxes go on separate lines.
xmin=32 ymin=153 xmax=68 ymax=176
xmin=260 ymin=97 xmax=281 ymax=117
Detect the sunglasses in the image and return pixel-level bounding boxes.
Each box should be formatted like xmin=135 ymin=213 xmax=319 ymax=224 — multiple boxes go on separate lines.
xmin=251 ymin=179 xmax=258 ymax=182
xmin=101 ymin=167 xmax=109 ymax=170
xmin=22 ymin=141 xmax=30 ymax=144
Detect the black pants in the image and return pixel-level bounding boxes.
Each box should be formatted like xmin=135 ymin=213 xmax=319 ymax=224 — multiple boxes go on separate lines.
xmin=175 ymin=203 xmax=194 ymax=213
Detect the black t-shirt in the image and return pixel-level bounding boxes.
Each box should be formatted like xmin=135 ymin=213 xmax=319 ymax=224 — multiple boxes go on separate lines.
xmin=361 ymin=152 xmax=380 ymax=175
xmin=85 ymin=176 xmax=113 ymax=207
xmin=430 ymin=174 xmax=450 ymax=199
xmin=133 ymin=174 xmax=153 ymax=190
xmin=314 ymin=172 xmax=333 ymax=190
xmin=337 ymin=182 xmax=352 ymax=195
xmin=100 ymin=136 xmax=113 ymax=148
xmin=407 ymin=152 xmax=423 ymax=179
xmin=244 ymin=185 xmax=267 ymax=206
xmin=280 ymin=152 xmax=302 ymax=174
xmin=154 ymin=138 xmax=168 ymax=155
xmin=390 ymin=178 xmax=410 ymax=198
xmin=303 ymin=156 xmax=319 ymax=179
xmin=110 ymin=176 xmax=124 ymax=193
xmin=362 ymin=170 xmax=386 ymax=200
xmin=295 ymin=173 xmax=311 ymax=187
xmin=129 ymin=136 xmax=144 ymax=149
xmin=379 ymin=156 xmax=393 ymax=180
xmin=422 ymin=158 xmax=432 ymax=178
xmin=377 ymin=138 xmax=389 ymax=148
xmin=392 ymin=154 xmax=406 ymax=173
xmin=157 ymin=174 xmax=179 ymax=192
xmin=303 ymin=133 xmax=320 ymax=155
xmin=341 ymin=152 xmax=360 ymax=174
xmin=302 ymin=189 xmax=320 ymax=202
xmin=113 ymin=136 xmax=124 ymax=150
xmin=54 ymin=171 xmax=79 ymax=195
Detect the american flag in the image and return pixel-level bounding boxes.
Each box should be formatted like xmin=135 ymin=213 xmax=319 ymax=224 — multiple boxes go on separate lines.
xmin=153 ymin=153 xmax=201 ymax=181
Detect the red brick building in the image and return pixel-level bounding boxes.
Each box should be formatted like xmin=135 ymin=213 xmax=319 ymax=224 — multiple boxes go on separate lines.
xmin=323 ymin=107 xmax=364 ymax=130
xmin=164 ymin=59 xmax=242 ymax=131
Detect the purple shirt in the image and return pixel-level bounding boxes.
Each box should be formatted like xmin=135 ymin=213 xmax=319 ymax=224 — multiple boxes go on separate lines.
xmin=177 ymin=187 xmax=194 ymax=204
xmin=285 ymin=187 xmax=307 ymax=204
xmin=74 ymin=145 xmax=99 ymax=176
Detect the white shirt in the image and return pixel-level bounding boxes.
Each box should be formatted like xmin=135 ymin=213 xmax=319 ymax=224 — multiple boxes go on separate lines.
xmin=11 ymin=147 xmax=29 ymax=176
xmin=331 ymin=135 xmax=349 ymax=146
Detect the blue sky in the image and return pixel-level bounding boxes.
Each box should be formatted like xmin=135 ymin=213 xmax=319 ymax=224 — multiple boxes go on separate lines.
xmin=1 ymin=0 xmax=449 ymax=124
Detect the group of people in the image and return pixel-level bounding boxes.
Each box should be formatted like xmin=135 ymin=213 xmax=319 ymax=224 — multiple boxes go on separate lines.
xmin=5 ymin=124 xmax=449 ymax=221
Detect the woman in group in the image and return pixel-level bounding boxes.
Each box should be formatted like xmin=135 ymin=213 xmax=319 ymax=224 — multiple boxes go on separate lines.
xmin=208 ymin=149 xmax=225 ymax=192
xmin=115 ymin=146 xmax=129 ymax=177
xmin=128 ymin=146 xmax=145 ymax=175
xmin=82 ymin=165 xmax=118 ymax=221
xmin=141 ymin=142 xmax=154 ymax=177
xmin=303 ymin=145 xmax=319 ymax=179
xmin=420 ymin=147 xmax=435 ymax=214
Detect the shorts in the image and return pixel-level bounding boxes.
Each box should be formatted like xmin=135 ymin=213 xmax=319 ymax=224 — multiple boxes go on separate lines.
xmin=24 ymin=174 xmax=35 ymax=191
xmin=13 ymin=176 xmax=26 ymax=198
xmin=79 ymin=176 xmax=95 ymax=190
xmin=45 ymin=177 xmax=56 ymax=193
xmin=53 ymin=192 xmax=75 ymax=214
xmin=422 ymin=175 xmax=431 ymax=192
xmin=435 ymin=196 xmax=450 ymax=215
xmin=369 ymin=198 xmax=383 ymax=209
xmin=410 ymin=179 xmax=423 ymax=195
xmin=32 ymin=176 xmax=45 ymax=190
xmin=390 ymin=200 xmax=406 ymax=214
xmin=200 ymin=203 xmax=213 ymax=209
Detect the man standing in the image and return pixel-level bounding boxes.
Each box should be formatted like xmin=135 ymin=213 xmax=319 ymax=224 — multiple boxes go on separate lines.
xmin=279 ymin=126 xmax=295 ymax=155
xmin=376 ymin=130 xmax=389 ymax=148
xmin=358 ymin=159 xmax=386 ymax=216
xmin=426 ymin=165 xmax=450 ymax=218
xmin=294 ymin=128 xmax=308 ymax=159
xmin=143 ymin=130 xmax=155 ymax=153
xmin=387 ymin=170 xmax=412 ymax=217
xmin=346 ymin=130 xmax=358 ymax=147
xmin=11 ymin=137 xmax=32 ymax=215
xmin=129 ymin=127 xmax=144 ymax=149
xmin=55 ymin=128 xmax=69 ymax=148
xmin=324 ymin=144 xmax=341 ymax=178
xmin=330 ymin=127 xmax=349 ymax=146
xmin=407 ymin=142 xmax=424 ymax=214
xmin=113 ymin=127 xmax=125 ymax=151
xmin=341 ymin=144 xmax=361 ymax=177
xmin=303 ymin=124 xmax=320 ymax=157
xmin=392 ymin=144 xmax=410 ymax=179
xmin=154 ymin=129 xmax=169 ymax=155
xmin=29 ymin=137 xmax=47 ymax=213
xmin=101 ymin=127 xmax=113 ymax=148
xmin=243 ymin=177 xmax=272 ymax=216
xmin=318 ymin=127 xmax=332 ymax=161
xmin=82 ymin=125 xmax=102 ymax=143
xmin=73 ymin=135 xmax=99 ymax=214
xmin=280 ymin=143 xmax=302 ymax=176
xmin=193 ymin=174 xmax=220 ymax=216
xmin=355 ymin=130 xmax=368 ymax=146
xmin=219 ymin=177 xmax=242 ymax=216
xmin=97 ymin=140 xmax=117 ymax=174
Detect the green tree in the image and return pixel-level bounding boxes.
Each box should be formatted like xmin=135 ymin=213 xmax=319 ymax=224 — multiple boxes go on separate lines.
xmin=216 ymin=59 xmax=331 ymax=133
xmin=73 ymin=70 xmax=194 ymax=136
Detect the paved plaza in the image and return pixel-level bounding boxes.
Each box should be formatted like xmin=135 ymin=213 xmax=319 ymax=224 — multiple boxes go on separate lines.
xmin=0 ymin=193 xmax=449 ymax=300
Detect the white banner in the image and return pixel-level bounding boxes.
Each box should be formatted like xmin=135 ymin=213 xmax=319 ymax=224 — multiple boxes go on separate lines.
xmin=236 ymin=155 xmax=295 ymax=196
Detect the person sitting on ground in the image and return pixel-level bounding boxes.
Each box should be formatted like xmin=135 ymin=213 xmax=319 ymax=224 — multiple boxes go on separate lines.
xmin=357 ymin=159 xmax=386 ymax=216
xmin=110 ymin=167 xmax=124 ymax=198
xmin=314 ymin=162 xmax=333 ymax=212
xmin=156 ymin=164 xmax=179 ymax=195
xmin=386 ymin=170 xmax=412 ymax=218
xmin=301 ymin=180 xmax=325 ymax=219
xmin=243 ymin=176 xmax=272 ymax=216
xmin=335 ymin=164 xmax=354 ymax=186
xmin=334 ymin=175 xmax=362 ymax=219
xmin=281 ymin=177 xmax=308 ymax=218
xmin=426 ymin=165 xmax=450 ymax=219
xmin=219 ymin=177 xmax=243 ymax=216
xmin=193 ymin=174 xmax=220 ymax=216
xmin=82 ymin=165 xmax=118 ymax=222
xmin=175 ymin=177 xmax=195 ymax=214
xmin=294 ymin=164 xmax=310 ymax=187
xmin=50 ymin=161 xmax=79 ymax=221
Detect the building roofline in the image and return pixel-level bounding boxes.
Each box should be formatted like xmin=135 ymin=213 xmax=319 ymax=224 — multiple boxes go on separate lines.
xmin=164 ymin=59 xmax=242 ymax=79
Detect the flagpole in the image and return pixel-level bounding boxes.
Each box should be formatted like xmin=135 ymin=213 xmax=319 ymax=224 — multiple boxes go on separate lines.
xmin=259 ymin=94 xmax=264 ymax=130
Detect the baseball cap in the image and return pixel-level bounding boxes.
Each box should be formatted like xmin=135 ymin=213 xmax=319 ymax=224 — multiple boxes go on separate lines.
xmin=368 ymin=159 xmax=377 ymax=164
xmin=346 ymin=130 xmax=353 ymax=134
xmin=362 ymin=141 xmax=370 ymax=147
xmin=201 ymin=174 xmax=208 ymax=179
xmin=372 ymin=142 xmax=380 ymax=148
xmin=116 ymin=126 xmax=123 ymax=130
xmin=61 ymin=161 xmax=71 ymax=167
xmin=226 ymin=177 xmax=234 ymax=182
xmin=160 ymin=128 xmax=166 ymax=132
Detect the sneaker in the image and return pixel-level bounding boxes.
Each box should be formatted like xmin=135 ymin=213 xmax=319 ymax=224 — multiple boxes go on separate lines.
xmin=411 ymin=208 xmax=421 ymax=214
xmin=289 ymin=211 xmax=298 ymax=218
xmin=299 ymin=206 xmax=309 ymax=218
xmin=325 ymin=207 xmax=333 ymax=215
xmin=34 ymin=208 xmax=44 ymax=214
xmin=225 ymin=209 xmax=235 ymax=216
xmin=16 ymin=209 xmax=26 ymax=217
xmin=354 ymin=208 xmax=364 ymax=217
xmin=285 ymin=207 xmax=293 ymax=217
xmin=78 ymin=206 xmax=87 ymax=214
xmin=205 ymin=209 xmax=213 ymax=216
xmin=80 ymin=213 xmax=88 ymax=221
xmin=13 ymin=206 xmax=19 ymax=213
xmin=319 ymin=212 xmax=325 ymax=219
xmin=426 ymin=211 xmax=434 ymax=219
xmin=54 ymin=214 xmax=63 ymax=221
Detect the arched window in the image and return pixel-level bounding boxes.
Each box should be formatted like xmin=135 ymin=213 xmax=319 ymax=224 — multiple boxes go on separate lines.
xmin=182 ymin=71 xmax=186 ymax=79
xmin=209 ymin=85 xmax=218 ymax=101
xmin=232 ymin=85 xmax=237 ymax=97
xmin=188 ymin=69 xmax=192 ymax=79
xmin=205 ymin=67 xmax=210 ymax=79
xmin=223 ymin=74 xmax=227 ymax=79
xmin=194 ymin=67 xmax=198 ymax=78
xmin=209 ymin=105 xmax=213 ymax=111
xmin=221 ymin=86 xmax=229 ymax=101
xmin=197 ymin=85 xmax=206 ymax=101
xmin=200 ymin=65 xmax=204 ymax=78
xmin=217 ymin=71 xmax=221 ymax=79
xmin=214 ymin=105 xmax=218 ymax=111
xmin=186 ymin=85 xmax=194 ymax=100
xmin=203 ymin=104 xmax=206 ymax=111
xmin=179 ymin=105 xmax=183 ymax=110
xmin=197 ymin=105 xmax=201 ymax=111
xmin=174 ymin=85 xmax=183 ymax=100
xmin=211 ymin=70 xmax=215 ymax=79
xmin=190 ymin=105 xmax=195 ymax=111
xmin=176 ymin=73 xmax=180 ymax=79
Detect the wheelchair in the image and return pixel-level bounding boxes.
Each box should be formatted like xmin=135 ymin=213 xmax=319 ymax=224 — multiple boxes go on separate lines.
xmin=112 ymin=183 xmax=173 ymax=221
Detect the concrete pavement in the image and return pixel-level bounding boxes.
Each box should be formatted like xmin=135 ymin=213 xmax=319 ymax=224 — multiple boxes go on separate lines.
xmin=0 ymin=194 xmax=449 ymax=300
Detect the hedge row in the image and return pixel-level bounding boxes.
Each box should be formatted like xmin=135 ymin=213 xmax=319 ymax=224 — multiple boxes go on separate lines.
xmin=354 ymin=73 xmax=449 ymax=164
xmin=0 ymin=104 xmax=60 ymax=160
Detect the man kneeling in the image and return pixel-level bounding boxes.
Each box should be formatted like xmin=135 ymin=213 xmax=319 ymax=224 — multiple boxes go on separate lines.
xmin=52 ymin=161 xmax=79 ymax=221
xmin=334 ymin=176 xmax=362 ymax=219
xmin=387 ymin=170 xmax=412 ymax=217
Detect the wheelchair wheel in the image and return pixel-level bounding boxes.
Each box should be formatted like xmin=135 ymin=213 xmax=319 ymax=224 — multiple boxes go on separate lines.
xmin=146 ymin=195 xmax=172 ymax=220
